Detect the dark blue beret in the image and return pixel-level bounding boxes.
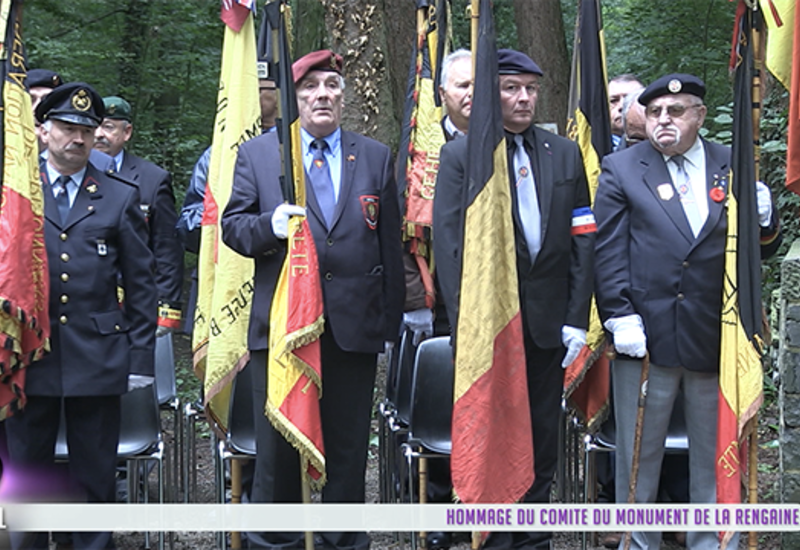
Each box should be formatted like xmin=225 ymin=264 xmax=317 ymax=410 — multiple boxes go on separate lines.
xmin=638 ymin=73 xmax=705 ymax=105
xmin=27 ymin=69 xmax=62 ymax=90
xmin=35 ymin=82 xmax=105 ymax=128
xmin=497 ymin=49 xmax=543 ymax=76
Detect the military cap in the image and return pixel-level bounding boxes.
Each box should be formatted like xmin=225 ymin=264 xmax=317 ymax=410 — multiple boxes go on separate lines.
xmin=35 ymin=82 xmax=104 ymax=128
xmin=638 ymin=73 xmax=706 ymax=106
xmin=497 ymin=49 xmax=543 ymax=76
xmin=103 ymin=96 xmax=132 ymax=121
xmin=28 ymin=68 xmax=63 ymax=90
xmin=292 ymin=49 xmax=343 ymax=84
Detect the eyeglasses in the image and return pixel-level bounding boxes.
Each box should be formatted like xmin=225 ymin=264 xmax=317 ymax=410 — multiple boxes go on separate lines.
xmin=645 ymin=103 xmax=702 ymax=119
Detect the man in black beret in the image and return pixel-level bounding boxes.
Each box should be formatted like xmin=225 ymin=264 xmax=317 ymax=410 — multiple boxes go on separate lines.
xmin=7 ymin=82 xmax=156 ymax=550
xmin=434 ymin=48 xmax=595 ymax=549
xmin=26 ymin=68 xmax=62 ymax=111
xmin=594 ymin=73 xmax=781 ymax=549
xmin=222 ymin=50 xmax=404 ymax=550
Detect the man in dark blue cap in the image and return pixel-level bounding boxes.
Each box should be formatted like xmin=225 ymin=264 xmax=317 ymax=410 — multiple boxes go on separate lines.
xmin=434 ymin=49 xmax=595 ymax=549
xmin=6 ymin=82 xmax=156 ymax=550
xmin=594 ymin=73 xmax=781 ymax=549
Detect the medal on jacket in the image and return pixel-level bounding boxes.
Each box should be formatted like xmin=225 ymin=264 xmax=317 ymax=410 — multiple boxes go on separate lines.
xmin=97 ymin=239 xmax=107 ymax=256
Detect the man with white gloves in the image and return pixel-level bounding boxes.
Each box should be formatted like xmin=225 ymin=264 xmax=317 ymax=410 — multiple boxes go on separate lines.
xmin=594 ymin=73 xmax=781 ymax=550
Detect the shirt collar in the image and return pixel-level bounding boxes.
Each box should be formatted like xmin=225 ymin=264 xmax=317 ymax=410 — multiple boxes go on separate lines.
xmin=46 ymin=163 xmax=87 ymax=189
xmin=443 ymin=116 xmax=465 ymax=139
xmin=301 ymin=127 xmax=341 ymax=156
xmin=113 ymin=150 xmax=125 ymax=172
xmin=662 ymin=136 xmax=703 ymax=168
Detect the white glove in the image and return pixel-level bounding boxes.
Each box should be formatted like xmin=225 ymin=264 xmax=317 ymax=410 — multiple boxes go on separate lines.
xmin=384 ymin=340 xmax=395 ymax=356
xmin=560 ymin=325 xmax=586 ymax=368
xmin=605 ymin=314 xmax=647 ymax=358
xmin=271 ymin=204 xmax=306 ymax=239
xmin=127 ymin=375 xmax=155 ymax=392
xmin=155 ymin=325 xmax=172 ymax=338
xmin=756 ymin=181 xmax=773 ymax=227
xmin=404 ymin=308 xmax=434 ymax=346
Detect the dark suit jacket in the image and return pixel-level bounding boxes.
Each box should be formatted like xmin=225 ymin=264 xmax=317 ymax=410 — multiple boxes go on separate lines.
xmin=31 ymin=164 xmax=157 ymax=396
xmin=433 ymin=125 xmax=595 ymax=349
xmin=594 ymin=138 xmax=778 ymax=371
xmin=118 ymin=151 xmax=183 ymax=310
xmin=221 ymin=131 xmax=405 ymax=354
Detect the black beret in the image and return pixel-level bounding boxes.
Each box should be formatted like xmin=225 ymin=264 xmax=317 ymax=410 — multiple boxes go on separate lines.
xmin=27 ymin=69 xmax=62 ymax=90
xmin=497 ymin=49 xmax=543 ymax=76
xmin=35 ymin=82 xmax=105 ymax=128
xmin=638 ymin=73 xmax=706 ymax=106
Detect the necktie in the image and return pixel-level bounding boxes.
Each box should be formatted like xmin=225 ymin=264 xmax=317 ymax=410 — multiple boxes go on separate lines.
xmin=308 ymin=139 xmax=335 ymax=227
xmin=53 ymin=175 xmax=72 ymax=225
xmin=513 ymin=135 xmax=541 ymax=261
xmin=670 ymin=155 xmax=703 ymax=237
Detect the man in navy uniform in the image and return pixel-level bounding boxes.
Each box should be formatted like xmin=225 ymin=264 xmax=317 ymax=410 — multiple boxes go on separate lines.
xmin=95 ymin=95 xmax=183 ymax=335
xmin=5 ymin=82 xmax=156 ymax=550
xmin=594 ymin=73 xmax=780 ymax=550
xmin=434 ymin=49 xmax=595 ymax=550
xmin=222 ymin=50 xmax=404 ymax=550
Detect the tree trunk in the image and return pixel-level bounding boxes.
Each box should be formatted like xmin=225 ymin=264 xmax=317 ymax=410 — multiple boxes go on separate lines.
xmin=513 ymin=0 xmax=570 ymax=134
xmin=381 ymin=0 xmax=416 ymax=134
xmin=320 ymin=0 xmax=398 ymax=149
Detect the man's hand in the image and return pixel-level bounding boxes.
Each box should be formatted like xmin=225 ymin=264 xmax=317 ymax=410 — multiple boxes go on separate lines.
xmin=271 ymin=204 xmax=306 ymax=239
xmin=561 ymin=325 xmax=586 ymax=368
xmin=127 ymin=375 xmax=155 ymax=392
xmin=756 ymin=181 xmax=773 ymax=227
xmin=404 ymin=308 xmax=434 ymax=346
xmin=156 ymin=326 xmax=172 ymax=338
xmin=605 ymin=314 xmax=647 ymax=358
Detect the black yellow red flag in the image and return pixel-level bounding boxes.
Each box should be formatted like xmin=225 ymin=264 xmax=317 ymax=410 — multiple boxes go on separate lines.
xmin=717 ymin=6 xmax=764 ymax=547
xmin=450 ymin=0 xmax=533 ymax=504
xmin=564 ymin=0 xmax=612 ymax=431
xmin=0 ymin=0 xmax=49 ymax=419
xmin=262 ymin=0 xmax=326 ymax=487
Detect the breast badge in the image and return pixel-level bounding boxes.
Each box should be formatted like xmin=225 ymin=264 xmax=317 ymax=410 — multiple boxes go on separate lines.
xmin=657 ymin=183 xmax=674 ymax=201
xmin=359 ymin=195 xmax=379 ymax=230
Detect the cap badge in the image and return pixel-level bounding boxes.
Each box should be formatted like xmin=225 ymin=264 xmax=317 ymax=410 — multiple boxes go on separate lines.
xmin=668 ymin=79 xmax=682 ymax=94
xmin=330 ymin=53 xmax=337 ymax=70
xmin=107 ymin=104 xmax=116 ymax=115
xmin=72 ymin=89 xmax=91 ymax=112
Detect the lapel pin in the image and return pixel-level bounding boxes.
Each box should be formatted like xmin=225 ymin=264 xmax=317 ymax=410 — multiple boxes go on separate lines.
xmin=87 ymin=184 xmax=98 ymax=194
xmin=709 ymin=187 xmax=725 ymax=202
xmin=657 ymin=183 xmax=674 ymax=201
xmin=347 ymin=154 xmax=356 ymax=162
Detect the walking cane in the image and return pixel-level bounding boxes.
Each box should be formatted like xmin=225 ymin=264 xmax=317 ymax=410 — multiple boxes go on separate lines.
xmin=622 ymin=352 xmax=650 ymax=550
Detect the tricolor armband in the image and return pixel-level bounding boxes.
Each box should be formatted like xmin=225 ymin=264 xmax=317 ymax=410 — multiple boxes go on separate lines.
xmin=571 ymin=206 xmax=597 ymax=235
xmin=157 ymin=305 xmax=182 ymax=329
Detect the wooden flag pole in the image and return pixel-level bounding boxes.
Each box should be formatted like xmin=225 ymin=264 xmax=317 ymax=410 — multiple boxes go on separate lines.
xmin=302 ymin=467 xmax=314 ymax=550
xmin=469 ymin=3 xmax=479 ymax=549
xmin=231 ymin=459 xmax=243 ymax=549
xmin=622 ymin=352 xmax=650 ymax=550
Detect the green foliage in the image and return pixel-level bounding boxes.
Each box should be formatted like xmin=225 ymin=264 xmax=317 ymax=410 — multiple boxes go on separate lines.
xmin=24 ymin=0 xmax=223 ymax=194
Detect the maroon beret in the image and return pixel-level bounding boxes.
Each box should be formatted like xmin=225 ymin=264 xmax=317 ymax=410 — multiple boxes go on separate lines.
xmin=292 ymin=50 xmax=343 ymax=84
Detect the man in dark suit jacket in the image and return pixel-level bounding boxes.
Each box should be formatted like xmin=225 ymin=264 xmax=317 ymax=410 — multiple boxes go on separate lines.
xmin=222 ymin=50 xmax=404 ymax=550
xmin=434 ymin=49 xmax=595 ymax=550
xmin=94 ymin=96 xmax=183 ymax=335
xmin=6 ymin=83 xmax=156 ymax=550
xmin=594 ymin=73 xmax=780 ymax=550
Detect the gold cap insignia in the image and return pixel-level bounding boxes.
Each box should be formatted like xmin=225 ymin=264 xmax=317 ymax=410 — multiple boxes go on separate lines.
xmin=330 ymin=54 xmax=337 ymax=70
xmin=667 ymin=79 xmax=682 ymax=94
xmin=72 ymin=89 xmax=91 ymax=112
xmin=107 ymin=104 xmax=116 ymax=115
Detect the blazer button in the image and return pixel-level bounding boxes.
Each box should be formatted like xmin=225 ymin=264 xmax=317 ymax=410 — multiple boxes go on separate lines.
xmin=61 ymin=273 xmax=69 ymax=282
xmin=60 ymin=253 xmax=70 ymax=262
xmin=682 ymin=261 xmax=689 ymax=268
xmin=60 ymin=294 xmax=69 ymax=304
xmin=326 ymin=238 xmax=334 ymax=247
xmin=59 ymin=315 xmax=68 ymax=324
xmin=115 ymin=324 xmax=121 ymax=331
xmin=324 ymin=272 xmax=333 ymax=281
xmin=677 ymin=293 xmax=685 ymax=301
xmin=60 ymin=233 xmax=68 ymax=241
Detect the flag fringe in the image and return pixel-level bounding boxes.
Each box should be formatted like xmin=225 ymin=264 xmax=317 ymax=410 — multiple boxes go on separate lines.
xmin=266 ymin=400 xmax=327 ymax=490
xmin=274 ymin=314 xmax=325 ymax=395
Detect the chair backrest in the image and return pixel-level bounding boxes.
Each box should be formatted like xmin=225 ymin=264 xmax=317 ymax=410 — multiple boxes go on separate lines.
xmin=154 ymin=332 xmax=177 ymax=406
xmin=408 ymin=336 xmax=454 ymax=455
xmin=393 ymin=329 xmax=416 ymax=426
xmin=117 ymin=384 xmax=162 ymax=457
xmin=227 ymin=363 xmax=256 ymax=455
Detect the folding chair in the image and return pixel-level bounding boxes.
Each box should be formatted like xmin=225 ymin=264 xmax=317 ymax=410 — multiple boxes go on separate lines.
xmin=155 ymin=331 xmax=180 ymax=501
xmin=400 ymin=336 xmax=454 ymax=550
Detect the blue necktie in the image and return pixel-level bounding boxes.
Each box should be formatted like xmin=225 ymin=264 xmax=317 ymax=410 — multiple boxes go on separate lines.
xmin=513 ymin=135 xmax=541 ymax=261
xmin=670 ymin=155 xmax=703 ymax=237
xmin=308 ymin=139 xmax=335 ymax=227
xmin=54 ymin=175 xmax=72 ymax=225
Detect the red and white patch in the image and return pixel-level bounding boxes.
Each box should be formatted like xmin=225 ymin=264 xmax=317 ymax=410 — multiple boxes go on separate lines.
xmin=359 ymin=195 xmax=379 ymax=230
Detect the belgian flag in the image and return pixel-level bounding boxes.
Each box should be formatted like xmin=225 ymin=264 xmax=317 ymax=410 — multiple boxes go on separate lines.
xmin=0 ymin=0 xmax=49 ymax=419
xmin=263 ymin=0 xmax=326 ymax=487
xmin=716 ymin=6 xmax=765 ymax=546
xmin=450 ymin=0 xmax=533 ymax=504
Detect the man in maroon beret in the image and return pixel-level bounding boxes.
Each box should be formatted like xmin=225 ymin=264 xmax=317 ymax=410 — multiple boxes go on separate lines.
xmin=222 ymin=50 xmax=404 ymax=550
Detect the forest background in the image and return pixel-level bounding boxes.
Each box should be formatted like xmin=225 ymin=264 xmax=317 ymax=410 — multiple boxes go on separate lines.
xmin=23 ymin=0 xmax=794 ymax=330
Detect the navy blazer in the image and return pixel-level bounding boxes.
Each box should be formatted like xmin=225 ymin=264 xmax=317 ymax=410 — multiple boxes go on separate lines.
xmin=118 ymin=151 xmax=183 ymax=310
xmin=595 ymin=139 xmax=737 ymax=371
xmin=32 ymin=163 xmax=157 ymax=396
xmin=221 ymin=131 xmax=405 ymax=354
xmin=433 ymin=125 xmax=595 ymax=349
